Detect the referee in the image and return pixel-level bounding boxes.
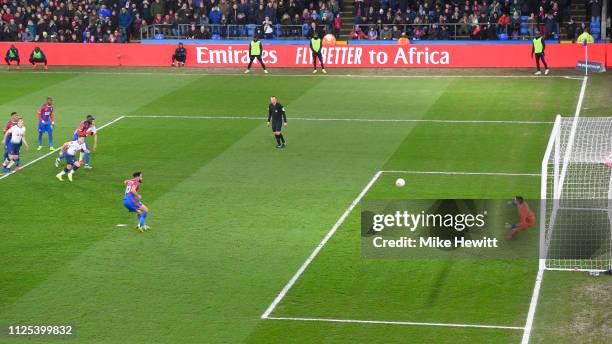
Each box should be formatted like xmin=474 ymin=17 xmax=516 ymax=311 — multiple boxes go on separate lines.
xmin=245 ymin=35 xmax=268 ymax=74
xmin=267 ymin=96 xmax=287 ymax=148
xmin=310 ymin=32 xmax=326 ymax=74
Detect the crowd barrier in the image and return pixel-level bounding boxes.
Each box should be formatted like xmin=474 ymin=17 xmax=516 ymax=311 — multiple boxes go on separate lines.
xmin=1 ymin=42 xmax=609 ymax=68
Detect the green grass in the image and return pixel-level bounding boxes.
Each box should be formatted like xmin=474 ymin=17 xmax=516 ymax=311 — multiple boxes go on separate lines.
xmin=0 ymin=71 xmax=610 ymax=344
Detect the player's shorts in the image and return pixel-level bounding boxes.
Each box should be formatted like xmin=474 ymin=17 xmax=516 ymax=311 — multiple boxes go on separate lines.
xmin=72 ymin=133 xmax=89 ymax=145
xmin=123 ymin=195 xmax=143 ymax=212
xmin=61 ymin=152 xmax=76 ymax=165
xmin=38 ymin=122 xmax=52 ymax=132
xmin=271 ymin=120 xmax=283 ymax=132
xmin=7 ymin=142 xmax=21 ymax=155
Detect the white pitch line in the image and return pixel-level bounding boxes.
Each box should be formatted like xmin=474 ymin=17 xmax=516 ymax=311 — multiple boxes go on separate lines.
xmin=261 ymin=171 xmax=539 ymax=330
xmin=261 ymin=171 xmax=383 ymax=319
xmin=521 ymin=75 xmax=589 ymax=344
xmin=382 ymin=170 xmax=541 ymax=177
xmin=267 ymin=316 xmax=525 ymax=331
xmin=126 ymin=115 xmax=552 ymax=125
xmin=0 ymin=115 xmax=125 ymax=181
xmin=14 ymin=70 xmax=585 ymax=79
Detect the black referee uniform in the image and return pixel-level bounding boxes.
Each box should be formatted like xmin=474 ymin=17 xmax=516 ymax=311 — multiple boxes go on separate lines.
xmin=268 ymin=97 xmax=287 ymax=148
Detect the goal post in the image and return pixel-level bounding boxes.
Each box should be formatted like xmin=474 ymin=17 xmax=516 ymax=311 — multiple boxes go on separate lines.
xmin=540 ymin=115 xmax=612 ymax=272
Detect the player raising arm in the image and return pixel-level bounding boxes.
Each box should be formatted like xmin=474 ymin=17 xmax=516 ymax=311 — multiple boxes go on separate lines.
xmin=507 ymin=196 xmax=536 ymax=240
xmin=1 ymin=118 xmax=28 ymax=173
xmin=123 ymin=172 xmax=150 ymax=232
xmin=55 ymin=136 xmax=89 ymax=182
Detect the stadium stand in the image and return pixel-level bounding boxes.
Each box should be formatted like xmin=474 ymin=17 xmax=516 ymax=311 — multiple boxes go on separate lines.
xmin=0 ymin=0 xmax=601 ymax=42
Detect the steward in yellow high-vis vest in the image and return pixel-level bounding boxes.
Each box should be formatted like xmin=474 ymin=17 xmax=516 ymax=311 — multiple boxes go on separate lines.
xmin=576 ymin=28 xmax=595 ymax=44
xmin=245 ymin=36 xmax=268 ymax=74
xmin=531 ymin=34 xmax=549 ymax=75
xmin=5 ymin=44 xmax=20 ymax=70
xmin=309 ymin=32 xmax=326 ymax=74
xmin=29 ymin=46 xmax=48 ymax=70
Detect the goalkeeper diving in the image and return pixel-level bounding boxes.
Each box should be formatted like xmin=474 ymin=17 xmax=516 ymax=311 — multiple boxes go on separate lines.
xmin=507 ymin=196 xmax=536 ymax=240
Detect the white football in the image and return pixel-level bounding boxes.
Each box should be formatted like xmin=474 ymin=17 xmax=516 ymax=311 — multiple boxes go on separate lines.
xmin=395 ymin=178 xmax=405 ymax=187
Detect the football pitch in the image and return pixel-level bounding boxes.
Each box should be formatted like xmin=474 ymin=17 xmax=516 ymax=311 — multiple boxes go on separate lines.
xmin=1 ymin=69 xmax=611 ymax=343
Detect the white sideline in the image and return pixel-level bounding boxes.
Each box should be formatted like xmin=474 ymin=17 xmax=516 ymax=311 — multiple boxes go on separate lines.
xmin=520 ymin=76 xmax=589 ymax=344
xmin=261 ymin=169 xmax=539 ymax=328
xmin=260 ymin=170 xmax=383 ymax=319
xmin=267 ymin=316 xmax=525 ymax=331
xmin=0 ymin=115 xmax=126 ymax=181
xmin=127 ymin=115 xmax=553 ymax=125
xmin=23 ymin=70 xmax=586 ymax=79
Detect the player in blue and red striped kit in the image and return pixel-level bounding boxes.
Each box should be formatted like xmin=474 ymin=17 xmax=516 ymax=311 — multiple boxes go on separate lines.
xmin=123 ymin=171 xmax=150 ymax=232
xmin=37 ymin=97 xmax=55 ymax=151
xmin=71 ymin=115 xmax=97 ymax=169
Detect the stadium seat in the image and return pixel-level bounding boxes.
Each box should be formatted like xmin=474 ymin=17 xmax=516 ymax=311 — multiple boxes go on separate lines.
xmin=498 ymin=33 xmax=508 ymax=40
xmin=275 ymin=24 xmax=282 ymax=37
xmin=212 ymin=34 xmax=221 ymax=40
xmin=247 ymin=24 xmax=256 ymax=37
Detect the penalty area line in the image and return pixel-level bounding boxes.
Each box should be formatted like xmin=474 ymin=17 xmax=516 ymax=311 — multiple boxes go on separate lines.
xmin=260 ymin=171 xmax=383 ymax=319
xmin=266 ymin=316 xmax=525 ymax=331
xmin=0 ymin=115 xmax=126 ymax=182
xmin=262 ymin=169 xmax=540 ymax=327
xmin=126 ymin=115 xmax=553 ymax=125
xmin=382 ymin=170 xmax=541 ymax=177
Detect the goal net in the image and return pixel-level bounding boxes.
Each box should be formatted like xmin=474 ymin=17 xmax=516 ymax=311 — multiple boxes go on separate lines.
xmin=540 ymin=115 xmax=612 ymax=271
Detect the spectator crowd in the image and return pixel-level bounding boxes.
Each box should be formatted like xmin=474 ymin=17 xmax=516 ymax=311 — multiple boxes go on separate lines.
xmin=0 ymin=0 xmax=599 ymax=42
xmin=348 ymin=0 xmax=585 ymax=41
xmin=0 ymin=0 xmax=342 ymax=42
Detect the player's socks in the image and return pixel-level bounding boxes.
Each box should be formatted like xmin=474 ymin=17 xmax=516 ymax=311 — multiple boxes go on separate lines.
xmin=85 ymin=153 xmax=91 ymax=166
xmin=59 ymin=169 xmax=68 ymax=176
xmin=6 ymin=161 xmax=14 ymax=168
xmin=15 ymin=158 xmax=19 ymax=167
xmin=279 ymin=134 xmax=285 ymax=144
xmin=48 ymin=132 xmax=54 ymax=148
xmin=38 ymin=132 xmax=43 ymax=146
xmin=274 ymin=134 xmax=281 ymax=145
xmin=139 ymin=211 xmax=148 ymax=227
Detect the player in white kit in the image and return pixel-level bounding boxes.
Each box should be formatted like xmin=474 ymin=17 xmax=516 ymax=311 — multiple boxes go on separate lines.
xmin=1 ymin=118 xmax=28 ymax=173
xmin=55 ymin=135 xmax=89 ymax=182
